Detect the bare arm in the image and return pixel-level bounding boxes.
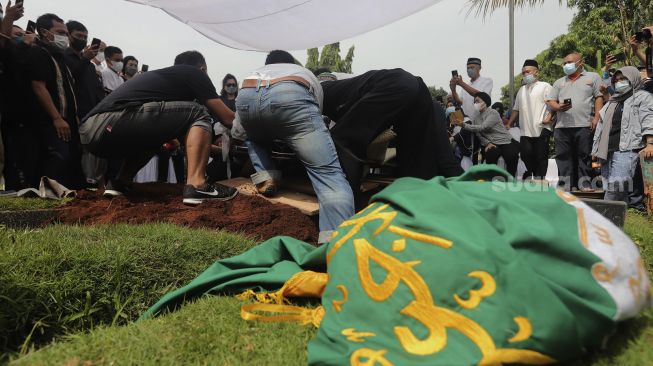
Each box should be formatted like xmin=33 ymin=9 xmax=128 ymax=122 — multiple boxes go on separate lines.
xmin=449 ymin=77 xmax=462 ymax=105
xmin=591 ymin=96 xmax=604 ymax=130
xmin=1 ymin=1 xmax=23 ymax=48
xmin=32 ymin=80 xmax=71 ymax=141
xmin=205 ymin=98 xmax=235 ymax=129
xmin=508 ymin=110 xmax=519 ymax=126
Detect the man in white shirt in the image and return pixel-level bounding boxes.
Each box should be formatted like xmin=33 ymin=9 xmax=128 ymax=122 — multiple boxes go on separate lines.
xmin=100 ymin=46 xmax=124 ymax=92
xmin=508 ymin=59 xmax=553 ymax=179
xmin=450 ymin=57 xmax=494 ymax=121
xmin=235 ymin=50 xmax=354 ymax=244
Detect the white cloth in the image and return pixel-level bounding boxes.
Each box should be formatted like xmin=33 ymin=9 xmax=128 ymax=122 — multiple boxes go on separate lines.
xmin=133 ymin=157 xmax=159 ymax=183
xmin=101 ymin=68 xmax=124 ymax=91
xmin=458 ymin=76 xmax=493 ymax=121
xmin=127 ymin=0 xmax=442 ymax=51
xmin=513 ymin=81 xmax=553 ymax=138
xmin=243 ymin=63 xmax=324 ymax=110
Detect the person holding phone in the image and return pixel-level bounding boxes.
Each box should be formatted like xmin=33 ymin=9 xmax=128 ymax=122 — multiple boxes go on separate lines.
xmin=63 ymin=20 xmax=107 ymax=188
xmin=546 ymin=52 xmax=604 ymax=192
xmin=449 ymin=58 xmax=494 ymax=122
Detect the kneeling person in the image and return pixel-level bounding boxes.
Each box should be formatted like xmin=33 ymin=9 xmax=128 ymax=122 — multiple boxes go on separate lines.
xmin=236 ymin=50 xmax=355 ymax=243
xmin=80 ymin=51 xmax=237 ymax=205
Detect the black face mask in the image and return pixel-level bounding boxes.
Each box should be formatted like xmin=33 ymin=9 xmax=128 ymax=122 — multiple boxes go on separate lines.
xmin=70 ymin=38 xmax=87 ymax=51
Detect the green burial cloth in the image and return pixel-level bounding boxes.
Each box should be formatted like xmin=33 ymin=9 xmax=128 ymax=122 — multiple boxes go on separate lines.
xmin=142 ymin=166 xmax=652 ymax=365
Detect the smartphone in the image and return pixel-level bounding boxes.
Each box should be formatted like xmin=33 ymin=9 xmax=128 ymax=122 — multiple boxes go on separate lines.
xmin=91 ymin=38 xmax=101 ymax=48
xmin=16 ymin=0 xmax=23 ymax=5
xmin=612 ymin=53 xmax=626 ymax=62
xmin=636 ymin=29 xmax=653 ymax=43
xmin=26 ymin=20 xmax=36 ymax=34
xmin=452 ymin=70 xmax=459 ymax=77
xmin=141 ymin=64 xmax=149 ymax=72
xmin=563 ymin=98 xmax=572 ymax=106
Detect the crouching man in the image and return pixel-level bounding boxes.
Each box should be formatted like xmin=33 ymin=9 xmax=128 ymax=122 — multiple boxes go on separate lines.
xmin=236 ymin=50 xmax=355 ymax=244
xmin=80 ymin=51 xmax=238 ymax=205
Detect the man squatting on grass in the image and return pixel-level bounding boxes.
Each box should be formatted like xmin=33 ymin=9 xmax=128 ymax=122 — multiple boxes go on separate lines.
xmin=80 ymin=51 xmax=239 ymax=205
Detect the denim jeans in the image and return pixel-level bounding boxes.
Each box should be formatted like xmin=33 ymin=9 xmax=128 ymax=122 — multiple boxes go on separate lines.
xmin=601 ymin=151 xmax=641 ymax=206
xmin=236 ymin=81 xmax=354 ymax=241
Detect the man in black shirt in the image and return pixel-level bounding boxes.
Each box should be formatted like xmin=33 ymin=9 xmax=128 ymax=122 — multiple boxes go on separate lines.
xmin=320 ymin=69 xmax=463 ymax=196
xmin=80 ymin=51 xmax=238 ymax=205
xmin=27 ymin=13 xmax=82 ymax=189
xmin=63 ymin=20 xmax=107 ymax=188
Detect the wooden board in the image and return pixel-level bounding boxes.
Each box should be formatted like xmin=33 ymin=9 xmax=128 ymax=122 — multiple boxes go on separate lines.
xmin=219 ymin=178 xmax=319 ymax=216
xmin=641 ymin=155 xmax=653 ymax=214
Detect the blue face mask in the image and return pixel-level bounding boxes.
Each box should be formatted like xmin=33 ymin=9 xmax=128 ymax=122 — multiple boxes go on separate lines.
xmin=563 ymin=62 xmax=578 ymax=76
xmin=14 ymin=36 xmax=24 ymax=45
xmin=445 ymin=106 xmax=456 ymax=116
xmin=524 ymin=74 xmax=537 ymax=85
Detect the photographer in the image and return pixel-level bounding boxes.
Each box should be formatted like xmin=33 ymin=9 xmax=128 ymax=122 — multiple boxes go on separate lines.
xmin=629 ymin=26 xmax=653 ymax=68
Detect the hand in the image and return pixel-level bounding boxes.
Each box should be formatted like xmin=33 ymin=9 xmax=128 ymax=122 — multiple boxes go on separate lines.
xmin=604 ymin=55 xmax=616 ymax=71
xmin=82 ymin=45 xmax=99 ymax=60
xmin=599 ymin=84 xmax=608 ymax=95
xmin=5 ymin=1 xmax=25 ymax=22
xmin=591 ymin=118 xmax=599 ymax=132
xmin=53 ymin=117 xmax=71 ymax=142
xmin=641 ymin=144 xmax=653 ymax=160
xmin=559 ymin=102 xmax=572 ymax=112
xmin=629 ymin=34 xmax=641 ymax=48
xmin=23 ymin=32 xmax=36 ymax=44
xmin=449 ymin=77 xmax=457 ymax=90
xmin=485 ymin=143 xmax=497 ymax=152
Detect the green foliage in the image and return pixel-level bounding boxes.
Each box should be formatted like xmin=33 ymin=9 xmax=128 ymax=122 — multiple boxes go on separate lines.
xmin=428 ymin=86 xmax=449 ymax=101
xmin=305 ymin=43 xmax=355 ymax=73
xmin=0 ymin=224 xmax=257 ymax=360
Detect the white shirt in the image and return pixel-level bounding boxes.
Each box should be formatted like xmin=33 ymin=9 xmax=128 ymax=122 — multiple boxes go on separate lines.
xmin=513 ymin=81 xmax=553 ymax=137
xmin=101 ymin=67 xmax=124 ymax=92
xmin=243 ymin=63 xmax=323 ymax=111
xmin=458 ymin=76 xmax=493 ymax=121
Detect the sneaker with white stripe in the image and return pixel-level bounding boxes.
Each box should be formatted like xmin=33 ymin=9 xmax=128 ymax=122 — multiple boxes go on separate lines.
xmin=182 ymin=183 xmax=238 ymax=206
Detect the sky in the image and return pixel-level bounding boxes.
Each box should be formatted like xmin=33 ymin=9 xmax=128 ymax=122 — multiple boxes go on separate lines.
xmin=20 ymin=0 xmax=575 ymax=101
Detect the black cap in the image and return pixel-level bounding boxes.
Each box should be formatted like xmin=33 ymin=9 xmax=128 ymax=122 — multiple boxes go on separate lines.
xmin=467 ymin=57 xmax=482 ymax=66
xmin=523 ymin=59 xmax=539 ymax=69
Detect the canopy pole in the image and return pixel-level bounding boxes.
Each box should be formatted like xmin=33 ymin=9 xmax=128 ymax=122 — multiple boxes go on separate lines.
xmin=509 ymin=0 xmax=515 ymax=108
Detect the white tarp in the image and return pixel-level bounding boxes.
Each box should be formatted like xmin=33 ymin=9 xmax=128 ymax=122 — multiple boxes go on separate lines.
xmin=126 ymin=0 xmax=442 ymax=51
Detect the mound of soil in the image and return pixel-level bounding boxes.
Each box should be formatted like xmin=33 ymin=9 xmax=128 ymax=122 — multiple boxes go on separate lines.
xmin=57 ymin=183 xmax=319 ymax=243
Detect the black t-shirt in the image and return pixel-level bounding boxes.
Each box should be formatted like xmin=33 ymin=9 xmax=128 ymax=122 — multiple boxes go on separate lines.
xmin=84 ymin=65 xmax=219 ymax=121
xmin=28 ymin=42 xmax=78 ymax=124
xmin=64 ymin=48 xmax=105 ymax=119
xmin=608 ymin=102 xmax=624 ymax=152
xmin=0 ymin=44 xmax=33 ymax=124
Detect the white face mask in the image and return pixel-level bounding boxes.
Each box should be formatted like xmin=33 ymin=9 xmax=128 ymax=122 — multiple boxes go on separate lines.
xmin=109 ymin=61 xmax=124 ymax=74
xmin=614 ymin=80 xmax=632 ymax=94
xmin=563 ymin=62 xmax=578 ymax=76
xmin=524 ymin=74 xmax=537 ymax=85
xmin=95 ymin=52 xmax=105 ymax=63
xmin=52 ymin=34 xmax=70 ymax=51
xmin=467 ymin=68 xmax=478 ymax=79
xmin=474 ymin=102 xmax=485 ymax=112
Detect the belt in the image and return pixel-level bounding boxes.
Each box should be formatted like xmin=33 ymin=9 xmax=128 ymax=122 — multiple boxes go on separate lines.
xmin=241 ymin=76 xmax=310 ymax=90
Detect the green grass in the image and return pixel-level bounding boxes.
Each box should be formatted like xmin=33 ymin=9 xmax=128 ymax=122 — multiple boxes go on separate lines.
xmin=10 ymin=296 xmax=317 ymax=366
xmin=5 ymin=213 xmax=653 ymax=366
xmin=0 ymin=197 xmax=70 ymax=211
xmin=0 ymin=224 xmax=257 ymax=360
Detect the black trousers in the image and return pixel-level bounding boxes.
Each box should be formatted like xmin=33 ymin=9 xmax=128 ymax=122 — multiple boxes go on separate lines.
xmin=157 ymin=149 xmax=186 ymax=183
xmin=554 ymin=127 xmax=592 ymax=190
xmin=321 ymin=69 xmax=462 ymax=194
xmin=484 ymin=140 xmax=520 ymax=177
xmin=520 ymin=129 xmax=551 ymax=179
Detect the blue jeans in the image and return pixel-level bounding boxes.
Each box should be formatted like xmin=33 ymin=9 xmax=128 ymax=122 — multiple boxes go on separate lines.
xmin=236 ymin=81 xmax=354 ymax=241
xmin=601 ymin=151 xmax=641 ymax=206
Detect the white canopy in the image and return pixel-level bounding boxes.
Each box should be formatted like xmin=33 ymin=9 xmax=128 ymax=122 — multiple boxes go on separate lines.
xmin=127 ymin=0 xmax=442 ymax=51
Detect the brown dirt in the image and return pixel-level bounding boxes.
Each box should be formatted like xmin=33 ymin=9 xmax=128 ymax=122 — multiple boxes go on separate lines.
xmin=57 ymin=183 xmax=319 ymax=243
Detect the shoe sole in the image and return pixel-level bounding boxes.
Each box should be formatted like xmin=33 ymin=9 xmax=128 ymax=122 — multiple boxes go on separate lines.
xmin=103 ymin=189 xmax=124 ymax=198
xmin=182 ymin=190 xmax=238 ymax=206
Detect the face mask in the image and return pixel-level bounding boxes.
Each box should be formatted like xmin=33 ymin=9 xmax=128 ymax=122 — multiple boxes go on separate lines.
xmin=445 ymin=106 xmax=456 ymax=116
xmin=467 ymin=68 xmax=478 ymax=79
xmin=14 ymin=35 xmax=24 ymax=46
xmin=109 ymin=61 xmax=123 ymax=74
xmin=524 ymin=74 xmax=537 ymax=85
xmin=563 ymin=62 xmax=578 ymax=76
xmin=614 ymin=80 xmax=632 ymax=94
xmin=50 ymin=33 xmax=70 ymax=52
xmin=70 ymin=38 xmax=87 ymax=51
xmin=473 ymin=102 xmax=485 ymax=112
xmin=95 ymin=52 xmax=105 ymax=63
xmin=125 ymin=65 xmax=138 ymax=76
xmin=225 ymin=85 xmax=238 ymax=94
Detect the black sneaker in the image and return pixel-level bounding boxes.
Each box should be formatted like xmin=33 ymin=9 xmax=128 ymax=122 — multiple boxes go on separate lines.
xmin=182 ymin=183 xmax=238 ymax=206
xmin=103 ymin=180 xmax=132 ymax=198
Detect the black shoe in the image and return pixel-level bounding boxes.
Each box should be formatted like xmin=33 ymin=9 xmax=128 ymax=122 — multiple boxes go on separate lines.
xmin=182 ymin=182 xmax=238 ymax=206
xmin=103 ymin=180 xmax=132 ymax=198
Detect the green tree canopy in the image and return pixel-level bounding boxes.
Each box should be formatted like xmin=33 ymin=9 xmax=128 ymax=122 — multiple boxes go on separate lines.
xmin=305 ymin=43 xmax=355 ymax=74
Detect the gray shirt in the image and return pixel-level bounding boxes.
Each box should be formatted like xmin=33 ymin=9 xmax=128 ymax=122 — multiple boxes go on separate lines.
xmin=463 ymin=108 xmax=513 ymax=146
xmin=546 ymin=70 xmax=603 ymax=128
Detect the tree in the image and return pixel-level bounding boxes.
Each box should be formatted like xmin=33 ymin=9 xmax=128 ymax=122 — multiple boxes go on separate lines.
xmin=428 ymin=86 xmax=449 ymax=101
xmin=305 ymin=43 xmax=356 ymax=73
xmin=466 ymin=0 xmax=567 ymax=17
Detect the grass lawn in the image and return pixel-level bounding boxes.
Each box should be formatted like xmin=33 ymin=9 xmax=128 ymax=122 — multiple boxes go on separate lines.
xmin=0 ymin=197 xmax=70 ymax=211
xmin=4 ymin=213 xmax=653 ymax=365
